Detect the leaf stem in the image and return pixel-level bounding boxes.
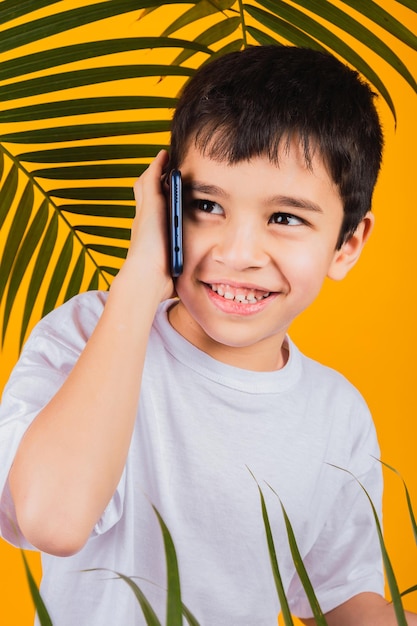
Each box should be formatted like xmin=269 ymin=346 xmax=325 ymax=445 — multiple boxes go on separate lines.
xmin=0 ymin=142 xmax=113 ymax=290
xmin=237 ymin=0 xmax=248 ymax=47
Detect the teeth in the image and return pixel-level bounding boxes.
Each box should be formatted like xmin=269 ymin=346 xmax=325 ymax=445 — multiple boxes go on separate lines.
xmin=210 ymin=284 xmax=270 ymax=304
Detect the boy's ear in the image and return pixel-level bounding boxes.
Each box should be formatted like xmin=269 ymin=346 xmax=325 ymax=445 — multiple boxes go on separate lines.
xmin=328 ymin=212 xmax=375 ymax=281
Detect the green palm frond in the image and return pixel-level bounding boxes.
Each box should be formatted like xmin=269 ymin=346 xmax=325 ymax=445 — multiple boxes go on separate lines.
xmin=0 ymin=1 xmax=210 ymax=349
xmin=21 ymin=550 xmax=53 ymax=626
xmin=162 ymin=0 xmax=417 ymax=118
xmin=329 ymin=464 xmax=408 ymax=626
xmin=0 ymin=0 xmax=416 ymax=351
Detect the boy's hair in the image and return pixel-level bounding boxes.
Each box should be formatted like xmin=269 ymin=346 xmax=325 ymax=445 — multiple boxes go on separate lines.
xmin=169 ymin=45 xmax=384 ymax=248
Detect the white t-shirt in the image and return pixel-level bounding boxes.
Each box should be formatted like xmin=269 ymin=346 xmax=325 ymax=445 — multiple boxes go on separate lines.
xmin=0 ymin=291 xmax=384 ymax=625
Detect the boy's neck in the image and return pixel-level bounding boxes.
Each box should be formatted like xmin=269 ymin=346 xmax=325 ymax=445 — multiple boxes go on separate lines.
xmin=167 ymin=301 xmax=289 ymax=372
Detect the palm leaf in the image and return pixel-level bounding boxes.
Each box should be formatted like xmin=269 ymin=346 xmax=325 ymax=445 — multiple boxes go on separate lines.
xmin=0 ymin=0 xmax=61 ymax=23
xmin=83 ymin=568 xmax=164 ymax=625
xmin=1 ymin=121 xmax=172 ymax=144
xmin=64 ymin=249 xmax=86 ymax=302
xmin=82 ymin=500 xmax=200 ymax=624
xmin=340 ymin=0 xmax=417 ymax=50
xmin=161 ymin=0 xmax=235 ymax=37
xmin=253 ymin=0 xmax=397 ymax=118
xmin=2 ymin=200 xmax=49 ymax=343
xmin=0 ymin=66 xmax=196 ymax=102
xmin=60 ymin=203 xmax=134 ymax=218
xmin=377 ymin=459 xmax=417 ymax=547
xmin=400 ymin=584 xmax=417 ymax=599
xmin=171 ymin=16 xmax=241 ymax=65
xmin=0 ymin=5 xmax=206 ymax=348
xmin=19 ymin=145 xmax=169 ymax=162
xmin=19 ymin=213 xmax=59 ymax=347
xmin=257 ymin=484 xmax=295 ymax=626
xmin=0 ymin=98 xmax=177 ymax=124
xmin=21 ymin=550 xmax=53 ymax=626
xmin=0 ymin=0 xmax=197 ymax=54
xmin=267 ymin=484 xmax=328 ymax=625
xmin=41 ymin=232 xmax=74 ymax=317
xmin=246 ymin=468 xmax=295 ymax=625
xmin=0 ymin=38 xmax=209 ymax=83
xmin=182 ymin=604 xmax=201 ymax=626
xmin=48 ymin=187 xmax=132 ymax=201
xmin=247 ymin=21 xmax=328 ymax=51
xmin=0 ymin=163 xmax=18 ymax=230
xmin=152 ymin=505 xmax=183 ymax=626
xmin=286 ymin=0 xmax=417 ymax=93
xmin=109 ymin=571 xmax=163 ymax=626
xmin=329 ymin=465 xmax=408 ymax=626
xmin=396 ymin=0 xmax=416 ymax=10
xmin=0 ymin=182 xmax=34 ymax=304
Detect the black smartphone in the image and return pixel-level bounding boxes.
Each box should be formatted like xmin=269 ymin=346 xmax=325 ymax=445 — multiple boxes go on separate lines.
xmin=168 ymin=168 xmax=183 ymax=277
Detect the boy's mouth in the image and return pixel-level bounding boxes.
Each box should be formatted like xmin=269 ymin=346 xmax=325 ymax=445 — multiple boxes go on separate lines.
xmin=208 ymin=283 xmax=271 ymax=304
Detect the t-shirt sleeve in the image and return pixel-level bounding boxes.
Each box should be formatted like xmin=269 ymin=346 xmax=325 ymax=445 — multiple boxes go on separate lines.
xmin=0 ymin=291 xmax=125 ymax=548
xmin=287 ymin=397 xmax=385 ymax=617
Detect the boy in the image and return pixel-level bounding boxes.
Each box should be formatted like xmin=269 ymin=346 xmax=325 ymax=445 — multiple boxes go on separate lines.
xmin=0 ymin=45 xmax=415 ymax=625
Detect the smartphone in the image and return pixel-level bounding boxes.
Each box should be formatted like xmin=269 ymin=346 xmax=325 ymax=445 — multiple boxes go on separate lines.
xmin=168 ymin=168 xmax=183 ymax=277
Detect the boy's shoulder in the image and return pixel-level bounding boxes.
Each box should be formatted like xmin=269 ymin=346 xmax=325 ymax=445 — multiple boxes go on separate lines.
xmin=24 ymin=290 xmax=109 ymax=359
xmin=299 ymin=344 xmax=355 ymax=385
xmin=38 ymin=289 xmax=107 ymax=328
xmin=291 ymin=339 xmax=370 ymax=415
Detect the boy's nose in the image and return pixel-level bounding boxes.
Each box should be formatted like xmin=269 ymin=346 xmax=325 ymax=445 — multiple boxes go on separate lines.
xmin=212 ymin=223 xmax=269 ymax=271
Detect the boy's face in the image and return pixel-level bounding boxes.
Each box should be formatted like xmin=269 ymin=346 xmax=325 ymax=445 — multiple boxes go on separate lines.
xmin=169 ymin=142 xmax=371 ymax=371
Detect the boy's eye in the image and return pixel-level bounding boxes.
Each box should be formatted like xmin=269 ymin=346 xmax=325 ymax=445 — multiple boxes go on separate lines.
xmin=269 ymin=212 xmax=304 ymax=226
xmin=192 ymin=199 xmax=224 ymax=215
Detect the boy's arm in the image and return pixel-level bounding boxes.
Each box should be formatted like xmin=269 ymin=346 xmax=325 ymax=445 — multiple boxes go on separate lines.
xmin=301 ymin=592 xmax=417 ymax=625
xmin=8 ymin=150 xmax=173 ymax=556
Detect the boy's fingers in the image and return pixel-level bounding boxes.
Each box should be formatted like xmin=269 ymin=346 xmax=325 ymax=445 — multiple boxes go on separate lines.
xmin=133 ymin=149 xmax=169 ymax=207
xmin=130 ymin=149 xmax=171 ymax=256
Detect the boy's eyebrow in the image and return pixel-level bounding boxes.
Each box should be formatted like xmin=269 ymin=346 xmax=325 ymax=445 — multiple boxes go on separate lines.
xmin=183 ymin=181 xmax=228 ymax=197
xmin=268 ymin=195 xmax=324 ymax=213
xmin=184 ymin=181 xmax=324 ymax=214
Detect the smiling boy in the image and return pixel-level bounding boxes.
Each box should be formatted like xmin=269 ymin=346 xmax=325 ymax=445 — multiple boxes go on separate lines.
xmin=1 ymin=46 xmax=416 ymax=625
xmin=168 ymin=144 xmax=363 ymax=371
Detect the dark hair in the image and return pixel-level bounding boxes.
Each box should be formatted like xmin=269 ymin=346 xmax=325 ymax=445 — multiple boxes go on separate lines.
xmin=169 ymin=45 xmax=384 ymax=248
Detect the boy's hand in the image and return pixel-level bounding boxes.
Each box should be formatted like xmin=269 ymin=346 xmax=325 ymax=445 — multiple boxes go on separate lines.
xmin=301 ymin=592 xmax=417 ymax=625
xmin=9 ymin=150 xmax=177 ymax=556
xmin=117 ymin=149 xmax=175 ymax=303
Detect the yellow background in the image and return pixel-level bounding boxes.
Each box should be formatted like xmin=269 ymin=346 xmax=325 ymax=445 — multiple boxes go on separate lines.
xmin=0 ymin=1 xmax=416 ymax=624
